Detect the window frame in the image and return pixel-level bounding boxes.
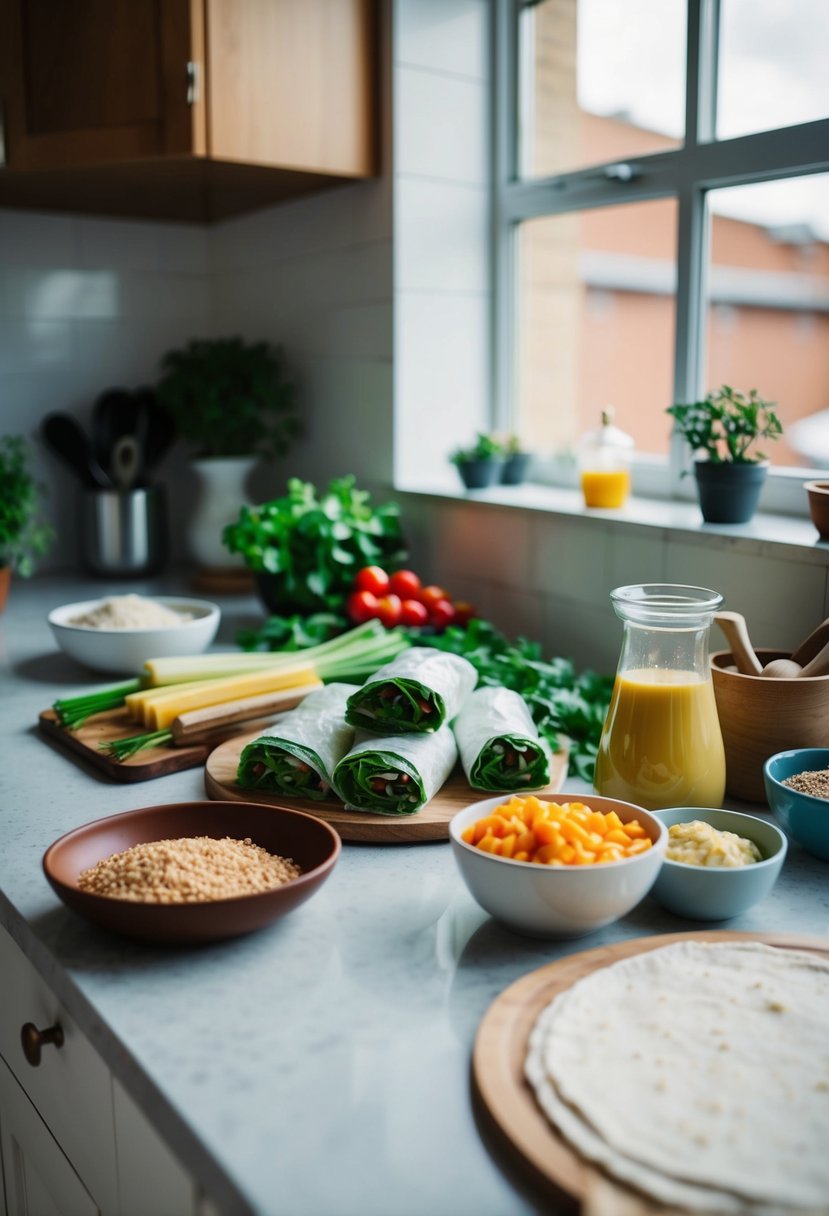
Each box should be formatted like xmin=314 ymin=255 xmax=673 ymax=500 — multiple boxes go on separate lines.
xmin=493 ymin=0 xmax=829 ymax=509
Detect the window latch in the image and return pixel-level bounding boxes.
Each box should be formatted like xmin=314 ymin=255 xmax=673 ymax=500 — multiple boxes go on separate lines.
xmin=604 ymin=163 xmax=639 ymax=183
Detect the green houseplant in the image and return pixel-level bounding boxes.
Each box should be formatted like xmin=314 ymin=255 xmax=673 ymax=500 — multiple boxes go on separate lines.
xmin=156 ymin=337 xmax=299 ymax=572
xmin=223 ymin=475 xmax=408 ymax=615
xmin=450 ymin=433 xmax=506 ymax=490
xmin=0 ymin=435 xmax=53 ymax=609
xmin=667 ymin=385 xmax=784 ymax=523
xmin=500 ymin=434 xmax=532 ymax=486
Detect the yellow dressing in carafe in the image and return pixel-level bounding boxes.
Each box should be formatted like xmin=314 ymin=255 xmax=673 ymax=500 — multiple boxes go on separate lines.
xmin=594 ymin=668 xmax=726 ymax=810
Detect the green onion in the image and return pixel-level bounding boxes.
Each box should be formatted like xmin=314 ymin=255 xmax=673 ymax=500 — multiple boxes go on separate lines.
xmin=53 ymin=678 xmax=143 ymax=729
xmin=99 ymin=729 xmax=173 ymax=761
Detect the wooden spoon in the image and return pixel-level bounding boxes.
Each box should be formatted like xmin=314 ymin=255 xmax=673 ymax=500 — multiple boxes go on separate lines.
xmin=762 ymin=657 xmax=802 ymax=678
xmin=791 ymin=617 xmax=829 ymax=666
xmin=713 ymin=612 xmax=763 ymax=676
xmin=762 ymin=618 xmax=829 ymax=678
xmin=798 ymin=638 xmax=829 ymax=678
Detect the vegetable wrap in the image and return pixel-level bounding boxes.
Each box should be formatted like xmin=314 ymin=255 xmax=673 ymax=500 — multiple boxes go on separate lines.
xmin=453 ymin=686 xmax=553 ymax=791
xmin=332 ymin=725 xmax=458 ymax=815
xmin=345 ymin=648 xmax=476 ymax=734
xmin=236 ymin=683 xmax=358 ymax=800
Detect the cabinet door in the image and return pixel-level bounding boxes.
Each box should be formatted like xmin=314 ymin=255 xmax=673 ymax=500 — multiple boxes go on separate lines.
xmin=0 ymin=0 xmax=206 ymax=171
xmin=0 ymin=1056 xmax=100 ymax=1216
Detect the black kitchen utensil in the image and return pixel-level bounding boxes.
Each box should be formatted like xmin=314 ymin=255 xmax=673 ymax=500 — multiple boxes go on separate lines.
xmin=140 ymin=395 xmax=177 ymax=473
xmin=42 ymin=413 xmax=110 ymax=488
xmin=91 ymin=388 xmax=141 ymax=478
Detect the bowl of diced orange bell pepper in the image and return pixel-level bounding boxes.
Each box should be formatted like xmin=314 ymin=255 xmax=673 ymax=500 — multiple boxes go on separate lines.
xmin=449 ymin=792 xmax=667 ymax=939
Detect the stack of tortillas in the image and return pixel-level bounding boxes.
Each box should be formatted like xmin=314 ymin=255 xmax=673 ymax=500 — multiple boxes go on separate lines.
xmin=525 ymin=941 xmax=829 ymax=1212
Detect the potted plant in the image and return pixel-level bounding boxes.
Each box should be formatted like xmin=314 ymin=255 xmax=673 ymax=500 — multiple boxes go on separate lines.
xmin=156 ymin=337 xmax=299 ymax=572
xmin=0 ymin=435 xmax=54 ymax=611
xmin=450 ymin=433 xmax=506 ymax=490
xmin=500 ymin=434 xmax=532 ymax=485
xmin=223 ymin=475 xmax=408 ymax=615
xmin=667 ymin=385 xmax=784 ymax=524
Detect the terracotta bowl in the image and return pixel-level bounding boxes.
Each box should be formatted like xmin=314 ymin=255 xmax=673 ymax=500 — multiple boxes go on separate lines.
xmin=43 ymin=801 xmax=341 ymax=944
xmin=804 ymin=481 xmax=829 ymax=541
xmin=711 ymin=651 xmax=829 ymax=802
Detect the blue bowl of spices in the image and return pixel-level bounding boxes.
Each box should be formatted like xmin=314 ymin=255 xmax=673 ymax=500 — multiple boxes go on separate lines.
xmin=763 ymin=748 xmax=829 ymax=862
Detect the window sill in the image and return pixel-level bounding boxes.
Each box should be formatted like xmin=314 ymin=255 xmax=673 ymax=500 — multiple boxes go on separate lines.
xmin=395 ymin=477 xmax=829 ymax=566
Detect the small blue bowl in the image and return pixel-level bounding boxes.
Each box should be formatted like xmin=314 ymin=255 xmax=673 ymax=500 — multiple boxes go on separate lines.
xmin=648 ymin=807 xmax=787 ymax=920
xmin=764 ymin=748 xmax=829 ymax=862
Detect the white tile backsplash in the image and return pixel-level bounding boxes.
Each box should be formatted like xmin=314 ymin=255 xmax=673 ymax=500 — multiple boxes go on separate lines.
xmin=395 ymin=67 xmax=487 ymax=185
xmin=395 ymin=0 xmax=489 ymax=81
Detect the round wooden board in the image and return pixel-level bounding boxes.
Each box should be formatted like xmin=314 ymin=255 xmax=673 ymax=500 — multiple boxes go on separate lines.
xmin=472 ymin=930 xmax=829 ymax=1214
xmin=204 ymin=730 xmax=569 ymax=843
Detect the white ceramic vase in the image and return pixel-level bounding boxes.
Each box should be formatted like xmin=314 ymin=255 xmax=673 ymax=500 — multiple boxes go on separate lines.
xmin=188 ymin=456 xmax=257 ymax=571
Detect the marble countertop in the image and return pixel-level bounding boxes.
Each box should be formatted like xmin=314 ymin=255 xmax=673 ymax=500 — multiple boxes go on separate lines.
xmin=2 ymin=575 xmax=827 ymax=1216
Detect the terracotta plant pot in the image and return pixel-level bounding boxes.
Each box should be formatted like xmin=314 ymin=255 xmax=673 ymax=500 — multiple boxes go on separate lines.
xmin=804 ymin=480 xmax=829 ymax=540
xmin=711 ymin=649 xmax=829 ymax=802
xmin=0 ymin=565 xmax=10 ymax=614
xmin=694 ymin=461 xmax=767 ymax=524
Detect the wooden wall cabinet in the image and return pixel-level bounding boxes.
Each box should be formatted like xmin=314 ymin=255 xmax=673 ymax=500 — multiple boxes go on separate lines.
xmin=0 ymin=0 xmax=377 ymax=223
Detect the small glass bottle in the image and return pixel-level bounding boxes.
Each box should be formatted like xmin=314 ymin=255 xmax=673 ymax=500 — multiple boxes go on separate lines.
xmin=578 ymin=407 xmax=633 ymax=508
xmin=594 ymin=584 xmax=726 ymax=810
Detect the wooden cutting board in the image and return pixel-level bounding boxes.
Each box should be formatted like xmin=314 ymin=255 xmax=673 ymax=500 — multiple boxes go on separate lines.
xmin=38 ymin=707 xmax=272 ymax=783
xmin=472 ymin=930 xmax=829 ymax=1214
xmin=204 ymin=730 xmax=569 ymax=843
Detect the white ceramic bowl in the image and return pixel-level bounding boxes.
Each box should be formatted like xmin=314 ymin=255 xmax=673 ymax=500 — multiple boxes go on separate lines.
xmin=449 ymin=791 xmax=667 ymax=939
xmin=47 ymin=596 xmax=221 ymax=674
xmin=649 ymin=807 xmax=788 ymax=920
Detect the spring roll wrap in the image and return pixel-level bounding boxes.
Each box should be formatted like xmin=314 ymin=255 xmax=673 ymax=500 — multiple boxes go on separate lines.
xmin=345 ymin=648 xmax=476 ymax=733
xmin=453 ymin=686 xmax=553 ymax=791
xmin=332 ymin=724 xmax=458 ymax=815
xmin=236 ymin=683 xmax=358 ymax=800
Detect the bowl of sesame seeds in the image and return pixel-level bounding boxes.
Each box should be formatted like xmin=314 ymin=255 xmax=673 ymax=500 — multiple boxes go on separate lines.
xmin=43 ymin=801 xmax=341 ymax=943
xmin=763 ymin=748 xmax=829 ymax=862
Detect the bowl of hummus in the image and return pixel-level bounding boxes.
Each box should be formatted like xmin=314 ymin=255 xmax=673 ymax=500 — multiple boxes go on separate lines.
xmin=648 ymin=806 xmax=787 ymax=921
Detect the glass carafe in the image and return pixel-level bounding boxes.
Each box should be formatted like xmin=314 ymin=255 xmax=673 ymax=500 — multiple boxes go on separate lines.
xmin=594 ymin=584 xmax=726 ymax=810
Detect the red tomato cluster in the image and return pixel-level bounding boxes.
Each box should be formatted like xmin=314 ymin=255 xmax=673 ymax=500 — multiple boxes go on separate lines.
xmin=346 ymin=567 xmax=476 ymax=631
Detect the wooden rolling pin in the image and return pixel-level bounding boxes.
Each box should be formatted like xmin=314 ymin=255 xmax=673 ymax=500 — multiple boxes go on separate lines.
xmin=170 ymin=682 xmax=321 ymax=746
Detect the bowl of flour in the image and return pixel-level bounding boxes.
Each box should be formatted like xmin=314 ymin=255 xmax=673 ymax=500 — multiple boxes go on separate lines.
xmin=48 ymin=594 xmax=221 ymax=673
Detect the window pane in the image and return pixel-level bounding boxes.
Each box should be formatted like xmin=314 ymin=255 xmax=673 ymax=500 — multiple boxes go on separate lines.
xmin=519 ymin=0 xmax=686 ymax=180
xmin=705 ymin=175 xmax=829 ymax=470
xmin=717 ymin=0 xmax=829 ymax=141
xmin=518 ymin=199 xmax=678 ymax=459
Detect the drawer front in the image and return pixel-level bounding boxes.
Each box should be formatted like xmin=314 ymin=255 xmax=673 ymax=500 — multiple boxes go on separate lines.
xmin=0 ymin=928 xmax=118 ymax=1212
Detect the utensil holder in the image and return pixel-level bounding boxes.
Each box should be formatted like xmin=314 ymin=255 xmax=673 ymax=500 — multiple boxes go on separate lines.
xmin=80 ymin=486 xmax=167 ymax=577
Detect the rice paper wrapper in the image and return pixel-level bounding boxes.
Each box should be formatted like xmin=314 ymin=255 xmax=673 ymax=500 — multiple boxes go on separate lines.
xmin=345 ymin=647 xmax=477 ymax=733
xmin=332 ymin=724 xmax=458 ymax=815
xmin=453 ymin=686 xmax=553 ymax=791
xmin=236 ymin=683 xmax=359 ymax=799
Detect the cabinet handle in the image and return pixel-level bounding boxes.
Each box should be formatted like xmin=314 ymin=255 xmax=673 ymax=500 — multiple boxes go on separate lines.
xmin=20 ymin=1022 xmax=64 ymax=1067
xmin=186 ymin=61 xmax=200 ymax=105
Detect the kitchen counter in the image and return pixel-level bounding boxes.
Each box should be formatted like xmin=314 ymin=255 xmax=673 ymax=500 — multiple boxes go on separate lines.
xmin=2 ymin=575 xmax=828 ymax=1216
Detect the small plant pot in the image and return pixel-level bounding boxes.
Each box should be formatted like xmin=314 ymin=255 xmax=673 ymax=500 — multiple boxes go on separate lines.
xmin=693 ymin=461 xmax=768 ymax=524
xmin=804 ymin=481 xmax=829 ymax=540
xmin=0 ymin=564 xmax=10 ymax=614
xmin=455 ymin=457 xmax=505 ymax=490
xmin=501 ymin=452 xmax=531 ymax=485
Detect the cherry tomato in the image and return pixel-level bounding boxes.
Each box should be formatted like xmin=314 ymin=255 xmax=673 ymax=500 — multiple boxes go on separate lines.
xmin=400 ymin=598 xmax=429 ymax=627
xmin=419 ymin=584 xmax=449 ymax=611
xmin=354 ymin=565 xmax=390 ymax=596
xmin=428 ymin=599 xmax=456 ymax=630
xmin=388 ymin=569 xmax=422 ymax=600
xmin=452 ymin=600 xmax=477 ymax=625
xmin=375 ymin=593 xmax=402 ymax=629
xmin=346 ymin=590 xmax=379 ymax=623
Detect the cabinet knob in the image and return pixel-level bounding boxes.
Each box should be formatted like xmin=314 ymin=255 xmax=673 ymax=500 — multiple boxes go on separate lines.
xmin=20 ymin=1021 xmax=64 ymax=1067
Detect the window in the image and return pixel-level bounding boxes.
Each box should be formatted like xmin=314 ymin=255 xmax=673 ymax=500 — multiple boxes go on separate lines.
xmin=497 ymin=0 xmax=829 ymax=500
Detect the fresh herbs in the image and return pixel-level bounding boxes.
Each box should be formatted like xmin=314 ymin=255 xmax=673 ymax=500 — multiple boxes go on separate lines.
xmin=449 ymin=432 xmax=504 ymax=465
xmin=667 ymin=385 xmax=784 ymax=465
xmin=236 ymin=612 xmax=347 ymax=652
xmin=156 ymin=337 xmax=298 ymax=459
xmin=0 ymin=436 xmax=54 ymax=576
xmin=421 ymin=619 xmax=613 ymax=781
xmin=223 ymin=476 xmax=408 ymax=615
xmin=53 ymin=678 xmax=143 ymax=729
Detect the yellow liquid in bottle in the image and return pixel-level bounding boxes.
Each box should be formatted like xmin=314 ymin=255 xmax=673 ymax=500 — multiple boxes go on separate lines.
xmin=580 ymin=468 xmax=630 ymax=508
xmin=593 ymin=669 xmax=726 ymax=810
